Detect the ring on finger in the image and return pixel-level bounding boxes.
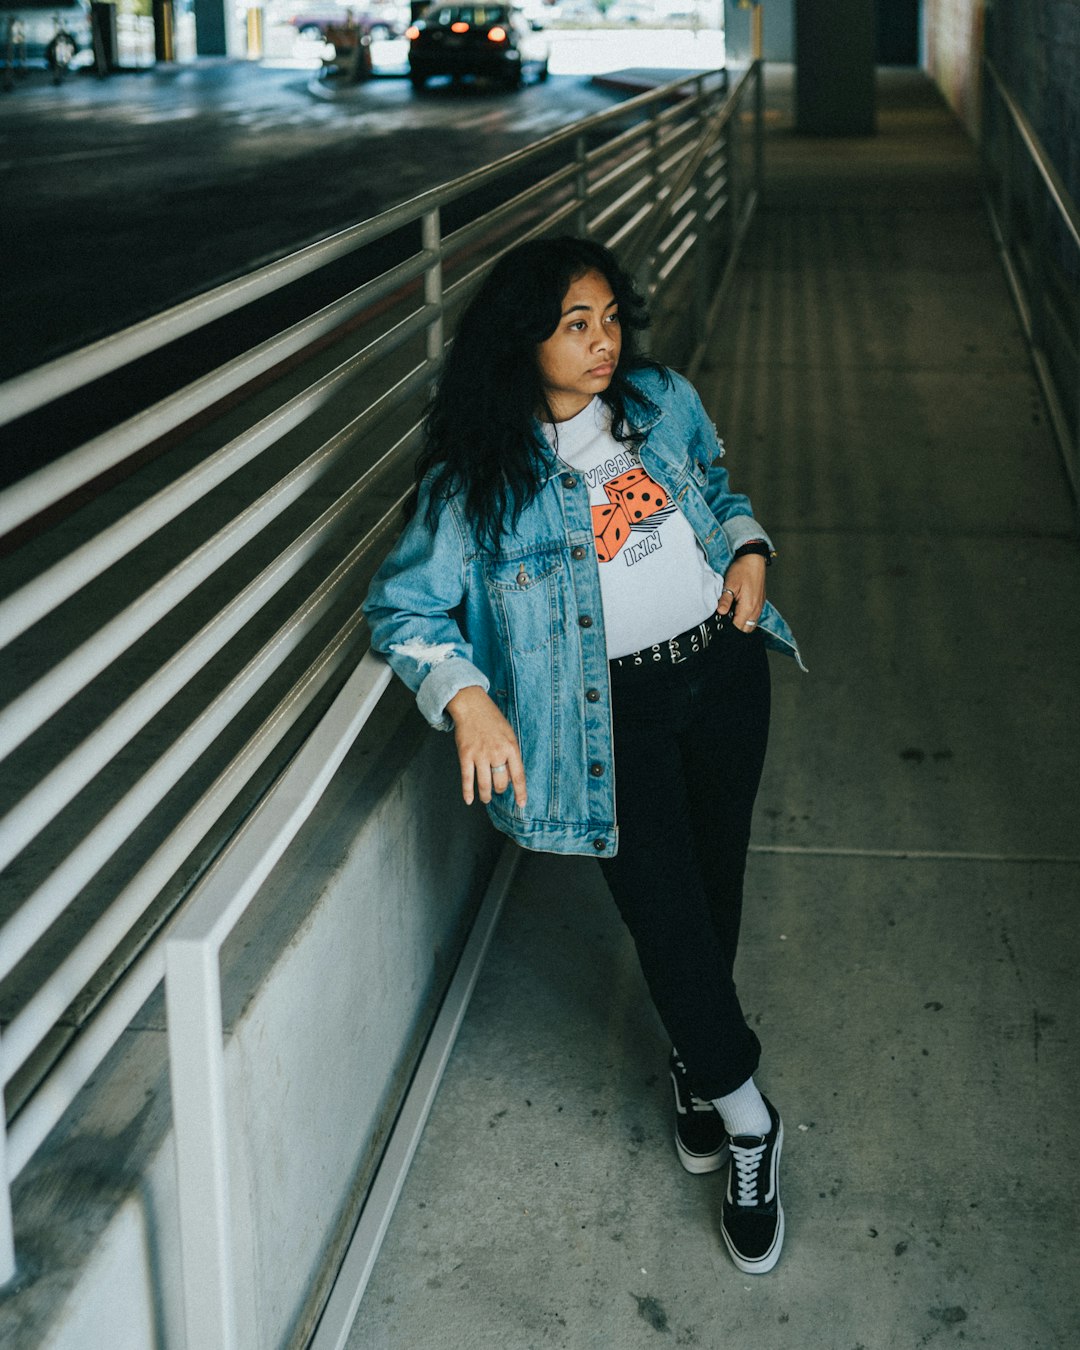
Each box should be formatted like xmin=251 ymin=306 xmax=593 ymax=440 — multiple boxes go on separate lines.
xmin=491 ymin=762 xmax=509 ymax=775
xmin=721 ymin=587 xmax=736 ymax=598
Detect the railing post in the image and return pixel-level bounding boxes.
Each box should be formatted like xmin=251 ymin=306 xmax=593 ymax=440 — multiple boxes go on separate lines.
xmin=422 ymin=207 xmax=444 ymax=367
xmin=1000 ymin=97 xmax=1014 ymax=267
xmin=1 ymin=1035 xmax=15 ymax=1288
xmin=1074 ymin=307 xmax=1080 ymax=487
xmin=166 ymin=937 xmax=239 ymax=1350
xmin=1031 ymin=196 xmax=1048 ymax=359
xmin=729 ymin=91 xmax=742 ymax=248
xmin=691 ymin=82 xmax=709 ymax=347
xmin=753 ymin=59 xmax=764 ymax=204
xmin=642 ymin=107 xmax=664 ymax=313
xmin=575 ymin=134 xmax=589 ymax=237
xmin=979 ymin=61 xmax=994 ymax=220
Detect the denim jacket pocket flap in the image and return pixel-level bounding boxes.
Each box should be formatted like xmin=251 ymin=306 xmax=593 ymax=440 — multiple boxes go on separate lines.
xmin=485 ymin=550 xmax=565 ymax=654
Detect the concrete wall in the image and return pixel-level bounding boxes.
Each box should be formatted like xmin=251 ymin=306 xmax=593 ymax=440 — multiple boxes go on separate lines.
xmin=2 ymin=680 xmax=504 ymax=1350
xmin=923 ymin=0 xmax=984 ymax=136
xmin=984 ymin=0 xmax=1080 ymax=206
xmin=924 ymin=0 xmax=1078 ymax=204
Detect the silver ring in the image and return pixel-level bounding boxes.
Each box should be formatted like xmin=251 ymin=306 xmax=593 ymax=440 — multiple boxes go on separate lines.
xmin=721 ymin=587 xmax=735 ymax=598
xmin=744 ymin=620 xmax=756 ymax=628
xmin=491 ymin=762 xmax=508 ymax=774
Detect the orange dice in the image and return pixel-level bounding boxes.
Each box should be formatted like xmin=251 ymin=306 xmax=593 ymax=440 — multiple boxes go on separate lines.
xmin=604 ymin=467 xmax=669 ymax=522
xmin=592 ymin=502 xmax=631 ymax=562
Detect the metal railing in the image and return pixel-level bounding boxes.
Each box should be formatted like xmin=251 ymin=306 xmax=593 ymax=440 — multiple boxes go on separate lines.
xmin=0 ymin=62 xmax=764 ymax=1332
xmin=981 ymin=58 xmax=1080 ymax=500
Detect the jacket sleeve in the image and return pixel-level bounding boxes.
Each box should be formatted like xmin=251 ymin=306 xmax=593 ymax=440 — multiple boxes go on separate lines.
xmin=678 ymin=373 xmax=776 ymax=558
xmin=362 ymin=485 xmax=490 ymax=731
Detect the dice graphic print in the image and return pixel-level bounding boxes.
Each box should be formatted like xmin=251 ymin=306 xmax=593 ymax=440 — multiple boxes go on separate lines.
xmin=604 ymin=468 xmax=669 ymax=522
xmin=592 ymin=502 xmax=631 ymax=562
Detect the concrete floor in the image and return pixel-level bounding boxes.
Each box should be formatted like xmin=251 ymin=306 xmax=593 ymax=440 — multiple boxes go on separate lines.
xmin=345 ymin=69 xmax=1080 ymax=1350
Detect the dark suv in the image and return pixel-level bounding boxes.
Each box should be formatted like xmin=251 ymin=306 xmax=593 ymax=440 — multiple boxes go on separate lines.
xmin=406 ymin=4 xmax=549 ymax=90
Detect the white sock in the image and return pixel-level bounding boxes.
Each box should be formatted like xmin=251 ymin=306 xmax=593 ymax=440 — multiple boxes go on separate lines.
xmin=713 ymin=1076 xmax=771 ymax=1138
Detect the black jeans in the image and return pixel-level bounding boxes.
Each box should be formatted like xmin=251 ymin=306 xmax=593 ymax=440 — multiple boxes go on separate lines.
xmin=599 ymin=620 xmax=771 ymax=1101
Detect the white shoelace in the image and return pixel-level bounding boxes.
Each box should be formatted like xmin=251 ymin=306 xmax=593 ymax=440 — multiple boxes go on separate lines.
xmin=731 ymin=1139 xmax=767 ymax=1206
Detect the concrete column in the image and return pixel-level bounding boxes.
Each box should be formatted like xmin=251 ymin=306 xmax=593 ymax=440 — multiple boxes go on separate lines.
xmin=795 ymin=0 xmax=876 ymax=135
xmin=193 ymin=0 xmax=227 ymax=55
xmin=152 ymin=0 xmax=174 ymax=61
xmin=724 ymin=0 xmax=795 ymax=63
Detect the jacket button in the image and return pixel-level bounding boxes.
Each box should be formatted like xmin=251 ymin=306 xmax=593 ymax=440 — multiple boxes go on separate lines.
xmin=571 ymin=545 xmax=587 ymax=560
xmin=589 ymin=762 xmax=604 ymax=777
xmin=593 ymin=838 xmax=607 ymax=851
xmin=586 ymin=688 xmax=600 ymax=702
xmin=579 ymin=615 xmax=593 ymax=629
xmin=562 ymin=474 xmax=578 ymax=489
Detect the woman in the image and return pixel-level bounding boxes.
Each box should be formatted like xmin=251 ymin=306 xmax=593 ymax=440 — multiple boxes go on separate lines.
xmin=363 ymin=236 xmax=802 ymax=1275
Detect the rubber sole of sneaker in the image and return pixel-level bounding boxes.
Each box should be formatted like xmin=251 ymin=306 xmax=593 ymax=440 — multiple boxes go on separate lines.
xmin=674 ymin=1131 xmax=730 ymax=1175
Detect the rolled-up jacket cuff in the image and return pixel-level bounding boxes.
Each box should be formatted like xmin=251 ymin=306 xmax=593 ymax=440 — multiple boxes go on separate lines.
xmin=722 ymin=515 xmax=775 ymax=558
xmin=416 ymin=658 xmax=491 ymax=730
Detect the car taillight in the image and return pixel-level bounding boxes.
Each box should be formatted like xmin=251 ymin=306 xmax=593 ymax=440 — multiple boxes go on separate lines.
xmin=451 ymin=20 xmax=469 ymax=31
xmin=405 ymin=24 xmax=420 ymax=38
xmin=487 ymin=25 xmax=507 ymax=41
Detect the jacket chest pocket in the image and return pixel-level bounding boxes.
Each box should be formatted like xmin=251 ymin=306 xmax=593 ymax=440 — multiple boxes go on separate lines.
xmin=486 ymin=554 xmax=565 ymax=655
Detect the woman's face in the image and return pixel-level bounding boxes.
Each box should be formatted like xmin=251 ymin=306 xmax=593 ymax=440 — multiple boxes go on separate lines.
xmin=535 ymin=268 xmax=622 ymax=422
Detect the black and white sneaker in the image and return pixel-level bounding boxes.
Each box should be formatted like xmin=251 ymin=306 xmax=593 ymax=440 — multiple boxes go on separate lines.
xmin=669 ymin=1049 xmax=729 ymax=1174
xmin=721 ymin=1096 xmax=784 ymax=1274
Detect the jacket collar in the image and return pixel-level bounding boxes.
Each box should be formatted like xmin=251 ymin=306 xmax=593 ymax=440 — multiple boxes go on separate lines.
xmin=623 ymin=370 xmax=664 ymax=434
xmin=532 ymin=371 xmax=666 ymax=482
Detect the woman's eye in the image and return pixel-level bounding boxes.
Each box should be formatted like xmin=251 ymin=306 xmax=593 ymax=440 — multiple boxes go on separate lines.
xmin=605 ymin=312 xmax=620 ymax=324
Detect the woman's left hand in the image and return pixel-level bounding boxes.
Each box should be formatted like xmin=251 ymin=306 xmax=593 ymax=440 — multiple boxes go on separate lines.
xmin=717 ymin=553 xmax=766 ymax=633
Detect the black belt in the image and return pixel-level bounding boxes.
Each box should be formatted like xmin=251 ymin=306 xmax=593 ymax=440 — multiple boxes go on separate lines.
xmin=610 ymin=610 xmax=731 ymax=670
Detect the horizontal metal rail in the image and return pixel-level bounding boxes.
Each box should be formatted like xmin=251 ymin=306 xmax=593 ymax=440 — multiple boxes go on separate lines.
xmin=981 ymin=58 xmax=1080 ymax=498
xmin=0 ymin=249 xmax=435 ymax=538
xmin=0 ymin=305 xmax=432 ymax=647
xmin=0 ymin=360 xmax=429 ymax=835
xmin=3 ymin=573 xmax=393 ymax=1180
xmin=0 ymin=62 xmax=763 ymax=1302
xmin=0 ymin=457 xmax=411 ymax=997
xmin=984 ymin=61 xmax=1080 ymax=252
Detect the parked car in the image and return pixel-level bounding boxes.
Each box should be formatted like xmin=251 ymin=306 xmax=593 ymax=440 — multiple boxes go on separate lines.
xmin=406 ymin=4 xmax=549 ymax=90
xmin=1 ymin=0 xmax=95 ymax=71
xmin=288 ymin=5 xmax=403 ymax=41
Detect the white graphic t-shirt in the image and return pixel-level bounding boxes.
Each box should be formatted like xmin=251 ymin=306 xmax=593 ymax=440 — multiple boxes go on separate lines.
xmin=545 ymin=397 xmax=725 ymax=659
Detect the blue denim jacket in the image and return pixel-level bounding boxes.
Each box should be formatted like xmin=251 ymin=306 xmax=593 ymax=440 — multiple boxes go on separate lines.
xmin=363 ymin=366 xmax=803 ymax=857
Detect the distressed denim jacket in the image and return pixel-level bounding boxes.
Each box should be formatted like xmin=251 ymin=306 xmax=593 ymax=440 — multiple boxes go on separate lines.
xmin=363 ymin=367 xmax=803 ymax=857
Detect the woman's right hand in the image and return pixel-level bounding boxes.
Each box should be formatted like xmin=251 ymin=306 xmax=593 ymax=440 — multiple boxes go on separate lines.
xmin=446 ymin=685 xmax=527 ymax=808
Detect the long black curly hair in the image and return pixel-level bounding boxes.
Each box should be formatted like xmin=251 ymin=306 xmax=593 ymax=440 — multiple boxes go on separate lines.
xmin=409 ymin=235 xmax=667 ymax=551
